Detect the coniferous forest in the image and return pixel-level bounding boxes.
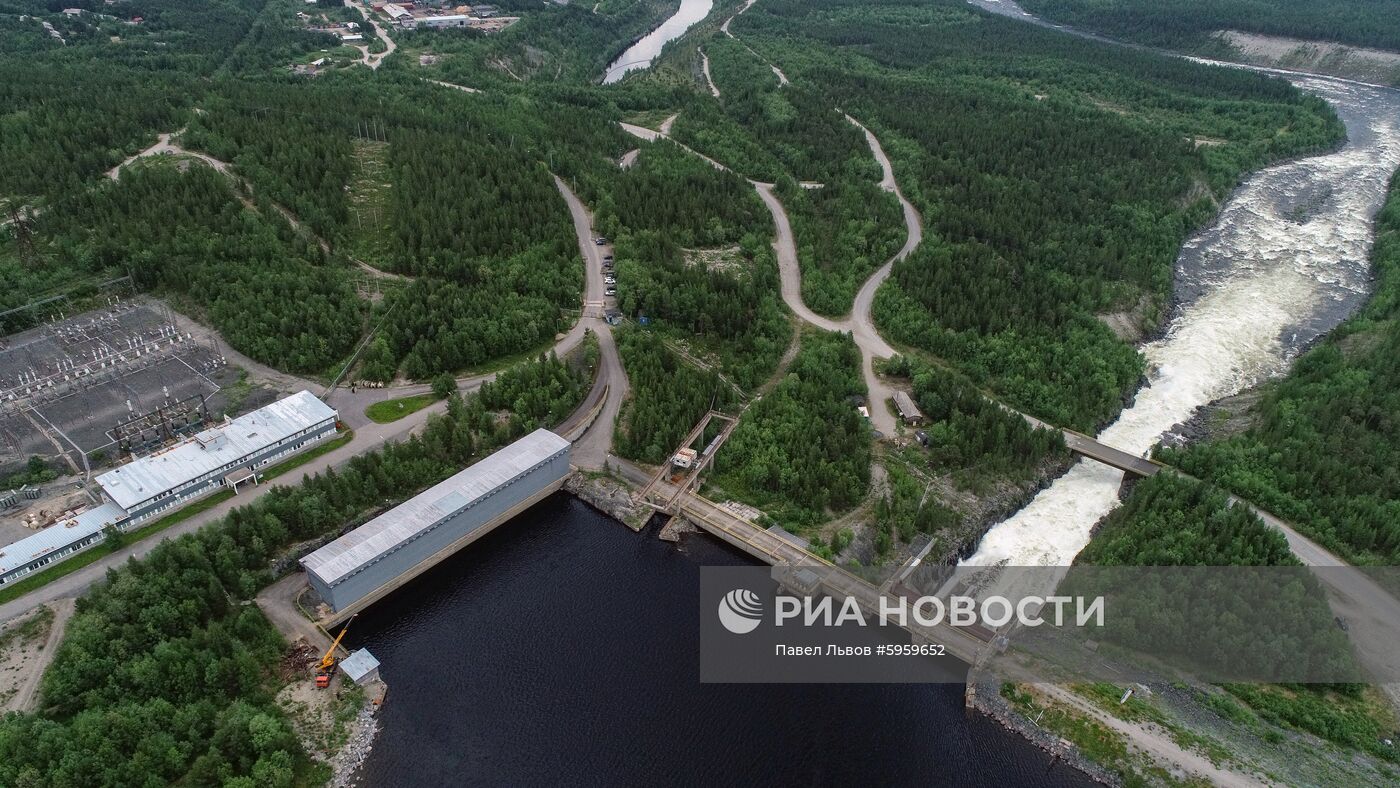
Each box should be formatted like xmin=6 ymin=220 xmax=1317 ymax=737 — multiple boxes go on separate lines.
xmin=3 ymin=0 xmax=1399 ymax=781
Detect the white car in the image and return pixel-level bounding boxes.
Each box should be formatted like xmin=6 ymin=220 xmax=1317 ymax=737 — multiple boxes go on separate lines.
xmin=605 ymin=287 xmax=616 ymax=296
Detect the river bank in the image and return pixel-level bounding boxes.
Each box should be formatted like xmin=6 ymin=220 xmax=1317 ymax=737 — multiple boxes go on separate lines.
xmin=602 ymin=0 xmax=714 ymax=84
xmin=964 ymin=69 xmax=1400 ymax=572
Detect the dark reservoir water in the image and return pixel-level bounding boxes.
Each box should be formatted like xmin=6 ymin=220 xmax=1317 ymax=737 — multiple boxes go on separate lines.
xmin=345 ymin=494 xmax=1092 ymax=787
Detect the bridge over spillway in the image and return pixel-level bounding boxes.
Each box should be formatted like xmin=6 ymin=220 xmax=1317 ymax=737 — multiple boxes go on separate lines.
xmin=1060 ymin=430 xmax=1164 ymax=477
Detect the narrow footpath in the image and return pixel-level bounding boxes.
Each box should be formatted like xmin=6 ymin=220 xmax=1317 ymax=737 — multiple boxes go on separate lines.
xmin=719 ymin=0 xmax=788 ymax=85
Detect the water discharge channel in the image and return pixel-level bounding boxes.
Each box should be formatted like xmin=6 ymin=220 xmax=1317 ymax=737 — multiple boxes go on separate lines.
xmin=963 ymin=0 xmax=1400 ymax=568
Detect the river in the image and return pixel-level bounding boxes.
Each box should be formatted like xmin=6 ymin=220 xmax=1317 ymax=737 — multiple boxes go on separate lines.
xmin=602 ymin=0 xmax=714 ymax=84
xmin=346 ymin=494 xmax=1091 ymax=786
xmin=963 ymin=0 xmax=1400 ymax=569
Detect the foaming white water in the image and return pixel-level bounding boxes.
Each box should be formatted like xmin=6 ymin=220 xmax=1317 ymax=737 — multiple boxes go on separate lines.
xmin=964 ymin=79 xmax=1400 ymax=570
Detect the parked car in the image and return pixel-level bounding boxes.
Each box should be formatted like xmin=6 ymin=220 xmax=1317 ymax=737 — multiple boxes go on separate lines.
xmin=605 ymin=287 xmax=616 ymax=296
xmin=595 ymin=237 xmax=607 ymax=245
xmin=603 ymin=254 xmax=614 ymax=262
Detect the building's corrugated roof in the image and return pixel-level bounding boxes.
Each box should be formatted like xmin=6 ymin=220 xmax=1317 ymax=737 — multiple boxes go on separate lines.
xmin=301 ymin=429 xmax=569 ymax=587
xmin=0 ymin=501 xmax=126 ymax=576
xmin=892 ymin=391 xmax=923 ymax=419
xmin=340 ymin=648 xmax=380 ymax=682
xmin=96 ymin=391 xmax=336 ymax=510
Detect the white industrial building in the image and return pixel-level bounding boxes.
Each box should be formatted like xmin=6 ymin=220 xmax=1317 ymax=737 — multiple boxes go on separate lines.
xmin=97 ymin=390 xmax=338 ymax=523
xmin=0 ymin=392 xmax=337 ymax=588
xmin=0 ymin=502 xmax=125 ymax=587
xmin=418 ymin=13 xmax=473 ymax=28
xmin=302 ymin=429 xmax=570 ymax=617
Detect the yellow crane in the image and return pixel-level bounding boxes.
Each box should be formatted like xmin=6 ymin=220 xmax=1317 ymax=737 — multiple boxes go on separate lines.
xmin=315 ymin=614 xmax=356 ymax=689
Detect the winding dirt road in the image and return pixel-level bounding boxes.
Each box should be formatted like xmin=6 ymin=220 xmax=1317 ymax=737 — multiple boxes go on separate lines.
xmin=551 ymin=176 xmax=630 ymax=470
xmin=343 ymin=0 xmax=396 ymax=70
xmin=718 ymin=0 xmax=788 ymax=86
xmin=620 ymin=114 xmax=923 ymax=437
xmin=699 ymin=48 xmax=720 ymax=97
xmin=107 ymin=131 xmax=233 ymax=181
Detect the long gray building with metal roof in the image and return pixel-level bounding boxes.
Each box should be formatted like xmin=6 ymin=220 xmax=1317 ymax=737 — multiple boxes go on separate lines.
xmin=0 ymin=501 xmax=126 ymax=587
xmin=96 ymin=390 xmax=338 ymax=524
xmin=301 ymin=428 xmax=571 ymax=618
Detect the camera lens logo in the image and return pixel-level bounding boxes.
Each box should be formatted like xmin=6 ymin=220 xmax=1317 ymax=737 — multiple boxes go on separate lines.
xmin=718 ymin=589 xmax=764 ymax=634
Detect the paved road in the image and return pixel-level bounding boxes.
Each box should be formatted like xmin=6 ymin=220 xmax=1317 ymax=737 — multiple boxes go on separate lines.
xmin=257 ymin=573 xmax=336 ymax=656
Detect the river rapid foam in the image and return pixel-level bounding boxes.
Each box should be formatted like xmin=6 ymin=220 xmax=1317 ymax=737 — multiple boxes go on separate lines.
xmin=965 ymin=75 xmax=1400 ymax=568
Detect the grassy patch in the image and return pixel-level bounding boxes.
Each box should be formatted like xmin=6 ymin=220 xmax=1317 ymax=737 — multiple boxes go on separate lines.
xmin=365 ymin=393 xmax=440 ymax=423
xmin=0 ymin=605 xmax=54 ymax=651
xmin=1224 ymin=683 xmax=1400 ymax=761
xmin=1076 ymin=683 xmax=1234 ymax=766
xmin=343 ymin=140 xmax=394 ymax=269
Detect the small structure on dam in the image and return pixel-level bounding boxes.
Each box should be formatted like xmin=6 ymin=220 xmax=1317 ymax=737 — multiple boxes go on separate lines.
xmin=301 ymin=428 xmax=571 ymax=621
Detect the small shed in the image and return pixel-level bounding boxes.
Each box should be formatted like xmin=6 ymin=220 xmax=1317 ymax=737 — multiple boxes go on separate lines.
xmin=891 ymin=391 xmax=925 ymax=426
xmin=340 ymin=649 xmax=381 ymax=685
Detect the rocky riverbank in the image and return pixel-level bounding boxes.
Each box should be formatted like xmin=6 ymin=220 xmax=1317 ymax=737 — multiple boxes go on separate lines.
xmin=565 ymin=469 xmax=653 ymax=531
xmin=969 ymin=679 xmax=1118 ymax=786
xmin=329 ymin=696 xmax=382 ymax=788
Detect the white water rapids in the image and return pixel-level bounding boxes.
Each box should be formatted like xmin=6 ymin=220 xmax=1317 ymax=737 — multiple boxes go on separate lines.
xmin=964 ymin=75 xmax=1400 ymax=568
